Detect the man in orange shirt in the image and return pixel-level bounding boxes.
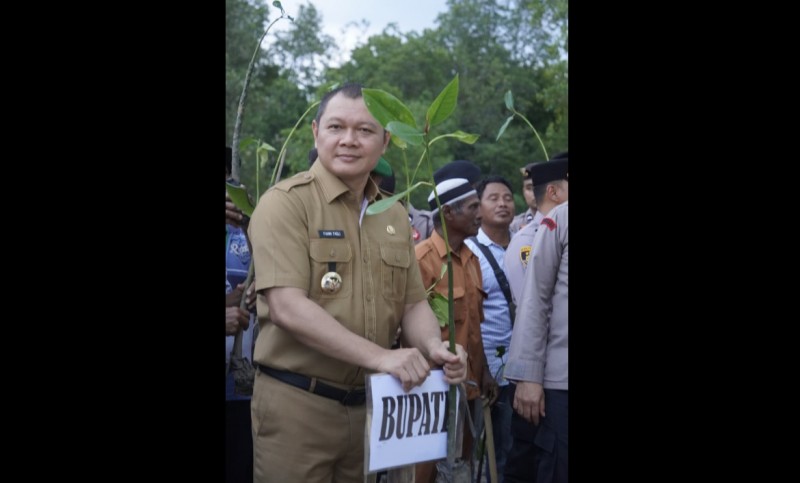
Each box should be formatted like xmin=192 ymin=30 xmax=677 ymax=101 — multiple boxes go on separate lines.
xmin=414 ymin=165 xmax=498 ymax=482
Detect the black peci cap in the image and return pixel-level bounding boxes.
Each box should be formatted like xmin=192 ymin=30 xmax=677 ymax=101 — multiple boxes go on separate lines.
xmin=433 ymin=159 xmax=482 ymax=186
xmin=529 ymin=158 xmax=568 ymax=187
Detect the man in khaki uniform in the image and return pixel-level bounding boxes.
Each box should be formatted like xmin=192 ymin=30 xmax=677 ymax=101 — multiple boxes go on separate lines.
xmin=248 ymin=83 xmax=468 ymax=483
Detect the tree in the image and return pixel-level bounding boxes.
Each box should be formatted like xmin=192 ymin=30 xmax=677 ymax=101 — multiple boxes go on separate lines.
xmin=269 ymin=2 xmax=335 ymax=95
xmin=226 ymin=0 xmax=334 ymax=196
xmin=226 ymin=0 xmax=568 ymax=214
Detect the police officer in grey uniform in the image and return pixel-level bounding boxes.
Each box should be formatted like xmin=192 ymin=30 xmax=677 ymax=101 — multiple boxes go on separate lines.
xmin=509 ymin=163 xmax=537 ymax=235
xmin=504 ymin=200 xmax=568 ymax=483
xmin=504 ymin=153 xmax=568 ymax=304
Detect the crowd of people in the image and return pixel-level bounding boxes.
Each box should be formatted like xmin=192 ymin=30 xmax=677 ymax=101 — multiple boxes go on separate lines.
xmin=225 ymin=83 xmax=568 ymax=483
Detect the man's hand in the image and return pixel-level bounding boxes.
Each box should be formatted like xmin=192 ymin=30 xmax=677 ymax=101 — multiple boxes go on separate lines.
xmin=226 ymin=284 xmax=244 ymax=307
xmin=376 ymin=348 xmax=433 ymax=392
xmin=513 ymin=381 xmax=545 ymax=425
xmin=226 ymin=282 xmax=256 ymax=311
xmin=226 ymin=306 xmax=250 ymax=335
xmin=245 ymin=281 xmax=256 ymax=310
xmin=482 ymin=367 xmax=499 ymax=405
xmin=428 ymin=341 xmax=468 ymax=385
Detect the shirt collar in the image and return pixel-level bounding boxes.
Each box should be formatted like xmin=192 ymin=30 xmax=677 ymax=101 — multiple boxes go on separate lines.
xmin=430 ymin=230 xmax=474 ymax=263
xmin=310 ymin=161 xmax=379 ymax=204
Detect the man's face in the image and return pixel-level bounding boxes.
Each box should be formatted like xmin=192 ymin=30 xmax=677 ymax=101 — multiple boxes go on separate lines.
xmin=480 ymin=182 xmax=515 ymax=228
xmin=312 ymin=93 xmax=389 ymax=184
xmin=447 ymin=194 xmax=482 ymax=237
xmin=523 ymin=178 xmax=536 ymax=210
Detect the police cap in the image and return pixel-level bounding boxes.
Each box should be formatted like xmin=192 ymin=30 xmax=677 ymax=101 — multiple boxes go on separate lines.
xmin=529 ymin=158 xmax=568 ymax=188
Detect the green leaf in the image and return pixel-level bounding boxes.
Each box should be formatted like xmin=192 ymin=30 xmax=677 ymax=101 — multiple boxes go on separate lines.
xmin=386 ymin=121 xmax=423 ymax=146
xmin=426 ymin=74 xmax=459 ymax=128
xmin=257 ymin=142 xmax=276 ymax=169
xmin=366 ymin=181 xmax=428 ymax=215
xmin=430 ymin=130 xmax=480 ymax=146
xmin=425 ymin=263 xmax=448 ymax=295
xmin=366 ymin=193 xmax=405 ymax=216
xmin=428 ymin=292 xmax=449 ymax=328
xmin=239 ymin=138 xmax=258 ymax=151
xmin=362 ymin=89 xmax=417 ymax=129
xmin=496 ymin=115 xmax=515 ymax=141
xmin=390 ymin=135 xmax=408 ymax=150
xmin=504 ymin=90 xmax=514 ymax=111
xmin=226 ymin=182 xmax=255 ymax=217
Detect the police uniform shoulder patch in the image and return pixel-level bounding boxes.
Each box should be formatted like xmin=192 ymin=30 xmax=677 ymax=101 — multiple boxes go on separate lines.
xmin=274 ymin=171 xmax=314 ymax=192
xmin=519 ymin=245 xmax=531 ymax=267
xmin=542 ymin=217 xmax=557 ymax=231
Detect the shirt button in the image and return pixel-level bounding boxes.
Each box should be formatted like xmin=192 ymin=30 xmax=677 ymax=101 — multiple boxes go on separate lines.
xmin=366 ymin=294 xmax=372 ymax=302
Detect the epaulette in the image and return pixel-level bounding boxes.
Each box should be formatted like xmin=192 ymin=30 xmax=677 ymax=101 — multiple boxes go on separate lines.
xmin=272 ymin=171 xmax=315 ymax=192
xmin=415 ymin=240 xmax=435 ymax=259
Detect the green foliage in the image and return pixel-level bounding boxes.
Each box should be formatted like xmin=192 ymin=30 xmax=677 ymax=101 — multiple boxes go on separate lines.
xmin=429 ymin=292 xmax=449 ymax=328
xmin=424 ymin=264 xmax=449 ymax=328
xmin=496 ymin=90 xmax=549 ymax=160
xmin=362 ymin=74 xmax=474 ymax=217
xmin=426 ymin=75 xmax=459 ymax=129
xmin=366 ymin=181 xmax=430 ymax=216
xmin=227 ymin=0 xmax=336 ymax=201
xmin=386 ymin=121 xmax=423 ymax=147
xmin=225 ymin=183 xmax=256 ymax=217
xmin=226 ymin=0 xmax=567 ymax=217
xmin=362 ymin=88 xmax=418 ymax=149
xmin=269 ymin=2 xmax=333 ymax=92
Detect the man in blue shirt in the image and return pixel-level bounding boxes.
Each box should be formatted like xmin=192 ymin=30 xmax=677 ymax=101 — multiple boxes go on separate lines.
xmin=464 ymin=175 xmax=517 ymax=482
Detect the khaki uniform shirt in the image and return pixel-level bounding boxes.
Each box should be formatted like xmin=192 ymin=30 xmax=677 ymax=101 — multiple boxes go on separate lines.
xmin=249 ymin=161 xmax=427 ymax=388
xmin=415 ymin=230 xmax=487 ymax=400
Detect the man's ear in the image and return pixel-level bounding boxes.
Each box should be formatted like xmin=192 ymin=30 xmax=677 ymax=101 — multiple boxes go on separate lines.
xmin=441 ymin=204 xmax=452 ymax=221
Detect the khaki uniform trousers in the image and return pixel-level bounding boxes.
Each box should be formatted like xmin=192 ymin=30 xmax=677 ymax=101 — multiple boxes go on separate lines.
xmin=252 ymin=370 xmax=377 ymax=483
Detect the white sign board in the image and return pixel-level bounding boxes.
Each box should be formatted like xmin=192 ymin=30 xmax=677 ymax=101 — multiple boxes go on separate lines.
xmin=365 ymin=370 xmax=458 ymax=473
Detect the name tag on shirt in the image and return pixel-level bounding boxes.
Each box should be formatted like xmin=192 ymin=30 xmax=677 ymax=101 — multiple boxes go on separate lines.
xmin=319 ymin=230 xmax=345 ymax=239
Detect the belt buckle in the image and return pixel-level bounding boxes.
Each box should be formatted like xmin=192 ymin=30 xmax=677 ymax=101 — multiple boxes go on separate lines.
xmin=340 ymin=389 xmax=365 ymax=406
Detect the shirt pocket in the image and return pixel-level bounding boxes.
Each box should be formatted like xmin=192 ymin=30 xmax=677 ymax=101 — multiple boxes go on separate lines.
xmin=309 ymin=239 xmax=352 ymax=299
xmin=380 ymin=243 xmax=410 ymax=302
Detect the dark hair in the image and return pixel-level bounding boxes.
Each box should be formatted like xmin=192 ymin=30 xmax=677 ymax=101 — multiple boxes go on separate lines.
xmin=378 ymin=172 xmax=396 ymax=195
xmin=476 ymin=175 xmax=513 ymax=200
xmin=314 ymin=83 xmax=364 ymax=125
xmin=432 ymin=197 xmax=469 ymax=228
xmin=308 ymin=147 xmax=318 ymax=166
xmin=225 ymin=146 xmax=232 ymax=175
